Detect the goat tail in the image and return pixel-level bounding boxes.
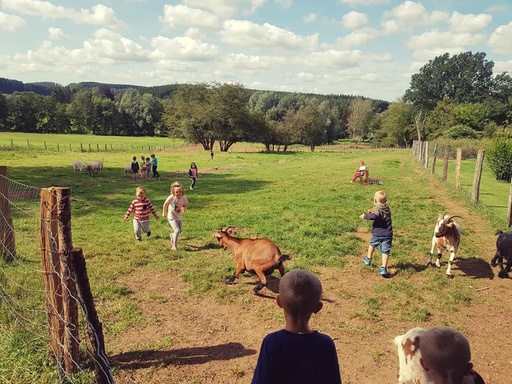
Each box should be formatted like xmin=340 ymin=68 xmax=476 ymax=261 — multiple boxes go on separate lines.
xmin=278 ymin=254 xmax=292 ymax=263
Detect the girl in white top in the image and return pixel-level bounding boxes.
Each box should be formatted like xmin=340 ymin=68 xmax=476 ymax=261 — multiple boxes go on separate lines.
xmin=163 ymin=181 xmax=189 ymax=251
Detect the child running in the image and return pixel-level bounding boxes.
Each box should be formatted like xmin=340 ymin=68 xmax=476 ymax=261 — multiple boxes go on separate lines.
xmin=162 ymin=181 xmax=189 ymax=251
xmin=252 ymin=269 xmax=342 ymax=384
xmin=188 ymin=162 xmax=198 ymax=190
xmin=360 ymin=190 xmax=393 ymax=277
xmin=123 ymin=186 xmax=159 ymax=241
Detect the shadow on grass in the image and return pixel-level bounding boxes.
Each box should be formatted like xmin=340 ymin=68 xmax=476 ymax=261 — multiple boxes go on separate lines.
xmin=111 ymin=342 xmax=257 ymax=369
xmin=395 ymin=261 xmax=430 ymax=273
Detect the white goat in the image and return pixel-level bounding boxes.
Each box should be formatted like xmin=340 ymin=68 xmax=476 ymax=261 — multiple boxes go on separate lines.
xmin=72 ymin=160 xmax=84 ymax=173
xmin=428 ymin=213 xmax=461 ymax=277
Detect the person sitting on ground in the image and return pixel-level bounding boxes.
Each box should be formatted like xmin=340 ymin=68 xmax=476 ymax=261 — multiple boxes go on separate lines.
xmin=351 ymin=160 xmax=367 ymax=183
xmin=420 ymin=326 xmax=484 ymax=384
xmin=251 ymin=269 xmax=342 ymax=384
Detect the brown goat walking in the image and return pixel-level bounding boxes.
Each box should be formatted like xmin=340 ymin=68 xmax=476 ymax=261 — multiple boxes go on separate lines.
xmin=213 ymin=227 xmax=291 ymax=293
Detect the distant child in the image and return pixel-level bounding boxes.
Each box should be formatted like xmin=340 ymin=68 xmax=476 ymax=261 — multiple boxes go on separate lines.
xmin=123 ymin=186 xmax=159 ymax=241
xmin=188 ymin=162 xmax=198 ymax=190
xmin=145 ymin=156 xmax=152 ymax=178
xmin=162 ymin=181 xmax=188 ymax=251
xmin=351 ymin=160 xmax=367 ymax=183
xmin=150 ymin=153 xmax=160 ymax=179
xmin=140 ymin=155 xmax=147 ymax=179
xmin=252 ymin=269 xmax=342 ymax=384
xmin=209 ymin=151 xmax=214 ymax=161
xmin=360 ymin=190 xmax=393 ymax=277
xmin=420 ymin=327 xmax=484 ymax=384
xmin=131 ymin=156 xmax=140 ymax=180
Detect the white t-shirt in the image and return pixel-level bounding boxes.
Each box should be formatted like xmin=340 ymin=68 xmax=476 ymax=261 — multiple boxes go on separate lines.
xmin=164 ymin=195 xmax=189 ymax=220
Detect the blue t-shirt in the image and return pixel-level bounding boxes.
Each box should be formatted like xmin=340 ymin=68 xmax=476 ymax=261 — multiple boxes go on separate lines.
xmin=252 ymin=329 xmax=342 ymax=384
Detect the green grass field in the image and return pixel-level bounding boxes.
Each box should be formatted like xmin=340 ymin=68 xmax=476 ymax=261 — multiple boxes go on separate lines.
xmin=0 ymin=133 xmax=510 ymax=383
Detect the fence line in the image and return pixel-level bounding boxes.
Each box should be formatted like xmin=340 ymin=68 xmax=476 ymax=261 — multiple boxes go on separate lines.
xmin=412 ymin=140 xmax=512 ymax=227
xmin=0 ymin=168 xmax=114 ymax=383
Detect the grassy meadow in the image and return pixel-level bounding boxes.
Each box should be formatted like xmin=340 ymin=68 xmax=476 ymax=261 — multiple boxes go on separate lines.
xmin=0 ymin=133 xmax=510 ymax=383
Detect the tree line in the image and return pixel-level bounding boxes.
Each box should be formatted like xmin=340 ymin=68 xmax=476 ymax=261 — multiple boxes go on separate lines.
xmin=0 ymin=51 xmax=511 ymax=151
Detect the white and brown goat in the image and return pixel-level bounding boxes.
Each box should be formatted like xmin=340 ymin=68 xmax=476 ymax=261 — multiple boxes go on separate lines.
xmin=213 ymin=227 xmax=291 ymax=293
xmin=428 ymin=213 xmax=462 ymax=278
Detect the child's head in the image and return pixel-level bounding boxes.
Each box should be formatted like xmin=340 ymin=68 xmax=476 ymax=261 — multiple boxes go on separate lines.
xmin=141 ymin=155 xmax=145 ymax=161
xmin=135 ymin=186 xmax=147 ymax=200
xmin=360 ymin=160 xmax=365 ymax=165
xmin=420 ymin=327 xmax=472 ymax=381
xmin=374 ymin=190 xmax=387 ymax=205
xmin=191 ymin=162 xmax=196 ymax=168
xmin=133 ymin=156 xmax=137 ymax=161
xmin=151 ymin=154 xmax=155 ymax=158
xmin=277 ymin=269 xmax=323 ymax=320
xmin=170 ymin=181 xmax=184 ymax=197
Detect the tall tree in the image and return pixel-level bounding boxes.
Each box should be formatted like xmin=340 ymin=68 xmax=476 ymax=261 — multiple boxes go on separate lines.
xmin=346 ymin=98 xmax=373 ymax=139
xmin=404 ymin=51 xmax=502 ymax=110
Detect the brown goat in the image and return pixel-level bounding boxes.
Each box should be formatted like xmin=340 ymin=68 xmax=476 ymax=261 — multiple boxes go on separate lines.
xmin=213 ymin=227 xmax=291 ymax=293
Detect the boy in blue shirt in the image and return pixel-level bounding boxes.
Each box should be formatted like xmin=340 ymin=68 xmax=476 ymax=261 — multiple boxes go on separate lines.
xmin=252 ymin=269 xmax=342 ymax=384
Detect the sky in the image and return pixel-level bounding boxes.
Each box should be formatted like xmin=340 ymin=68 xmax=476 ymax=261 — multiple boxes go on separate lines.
xmin=0 ymin=0 xmax=511 ymax=102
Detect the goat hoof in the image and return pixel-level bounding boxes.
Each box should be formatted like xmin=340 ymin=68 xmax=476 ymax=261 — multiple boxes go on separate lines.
xmin=253 ymin=284 xmax=266 ymax=293
xmin=498 ymin=271 xmax=508 ymax=278
xmin=225 ymin=279 xmax=234 ymax=285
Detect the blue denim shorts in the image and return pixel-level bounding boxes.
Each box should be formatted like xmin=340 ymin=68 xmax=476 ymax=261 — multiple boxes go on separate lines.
xmin=370 ymin=235 xmax=392 ymax=254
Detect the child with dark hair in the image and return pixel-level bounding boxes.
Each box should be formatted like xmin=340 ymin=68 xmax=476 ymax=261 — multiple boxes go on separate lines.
xmin=252 ymin=269 xmax=342 ymax=384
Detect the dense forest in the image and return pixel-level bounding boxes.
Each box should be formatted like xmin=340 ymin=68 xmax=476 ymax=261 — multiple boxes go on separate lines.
xmin=0 ymin=51 xmax=511 ymax=151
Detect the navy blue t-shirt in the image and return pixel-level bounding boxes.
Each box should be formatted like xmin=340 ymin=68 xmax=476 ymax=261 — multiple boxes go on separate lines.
xmin=252 ymin=329 xmax=342 ymax=384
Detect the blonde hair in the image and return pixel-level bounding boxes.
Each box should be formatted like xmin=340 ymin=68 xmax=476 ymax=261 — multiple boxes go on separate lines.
xmin=136 ymin=186 xmax=147 ymax=195
xmin=279 ymin=269 xmax=322 ymax=319
xmin=374 ymin=190 xmax=387 ymax=204
xmin=170 ymin=181 xmax=184 ymax=195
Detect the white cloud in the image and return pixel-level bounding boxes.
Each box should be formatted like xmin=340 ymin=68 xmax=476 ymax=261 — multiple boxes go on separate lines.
xmin=337 ymin=27 xmax=379 ymax=48
xmin=275 ymin=0 xmax=292 ymax=8
xmin=48 ymin=27 xmax=69 ymax=40
xmin=0 ymin=11 xmax=25 ymax=31
xmin=449 ymin=11 xmax=492 ymax=33
xmin=2 ymin=0 xmax=125 ymax=28
xmin=160 ymin=5 xmax=221 ymax=29
xmin=407 ymin=30 xmax=486 ymax=61
xmin=306 ymin=49 xmax=391 ymax=69
xmin=225 ymin=53 xmax=288 ymax=71
xmin=304 ymin=13 xmax=317 ymax=23
xmin=83 ymin=29 xmax=149 ymax=62
xmin=150 ymin=35 xmax=218 ymax=61
xmin=219 ymin=20 xmax=318 ymax=51
xmin=488 ymin=22 xmax=512 ymax=55
xmin=183 ymin=0 xmax=243 ymax=18
xmin=382 ymin=1 xmax=448 ymax=33
xmin=342 ymin=11 xmax=369 ymax=30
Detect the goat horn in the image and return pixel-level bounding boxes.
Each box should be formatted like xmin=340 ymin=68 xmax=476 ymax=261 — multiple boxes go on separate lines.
xmin=447 ymin=215 xmax=462 ymax=221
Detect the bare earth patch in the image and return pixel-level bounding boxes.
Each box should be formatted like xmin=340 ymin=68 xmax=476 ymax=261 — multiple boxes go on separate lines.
xmin=108 ymin=168 xmax=512 ymax=384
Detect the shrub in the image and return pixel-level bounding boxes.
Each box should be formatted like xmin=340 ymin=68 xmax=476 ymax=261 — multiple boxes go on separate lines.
xmin=487 ymin=131 xmax=512 ymax=182
xmin=443 ymin=125 xmax=478 ymax=139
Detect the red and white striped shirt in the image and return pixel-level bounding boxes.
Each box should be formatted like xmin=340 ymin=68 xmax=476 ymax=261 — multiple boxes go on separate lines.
xmin=124 ymin=198 xmax=158 ymax=222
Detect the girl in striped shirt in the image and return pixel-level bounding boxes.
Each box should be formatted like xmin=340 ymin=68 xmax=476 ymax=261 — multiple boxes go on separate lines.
xmin=123 ymin=186 xmax=159 ymax=241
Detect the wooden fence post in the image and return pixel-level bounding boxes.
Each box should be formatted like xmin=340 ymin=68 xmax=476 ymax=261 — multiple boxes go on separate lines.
xmin=471 ymin=149 xmax=485 ymax=205
xmin=40 ymin=187 xmax=79 ymax=375
xmin=431 ymin=145 xmax=437 ymax=174
xmin=0 ymin=166 xmax=15 ymax=261
xmin=71 ymin=248 xmax=115 ymax=384
xmin=442 ymin=144 xmax=450 ymax=181
xmin=507 ymin=181 xmax=512 ymax=227
xmin=455 ymin=148 xmax=462 ymax=190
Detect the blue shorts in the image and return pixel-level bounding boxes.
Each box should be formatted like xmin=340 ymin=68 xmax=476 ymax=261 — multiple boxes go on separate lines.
xmin=370 ymin=235 xmax=392 ymax=254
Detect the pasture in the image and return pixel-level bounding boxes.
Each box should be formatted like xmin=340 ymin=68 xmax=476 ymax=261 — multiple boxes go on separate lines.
xmin=0 ymin=133 xmax=511 ymax=384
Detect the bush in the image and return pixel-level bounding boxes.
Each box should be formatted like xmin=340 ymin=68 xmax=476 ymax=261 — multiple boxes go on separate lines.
xmin=487 ymin=131 xmax=512 ymax=182
xmin=443 ymin=125 xmax=478 ymax=139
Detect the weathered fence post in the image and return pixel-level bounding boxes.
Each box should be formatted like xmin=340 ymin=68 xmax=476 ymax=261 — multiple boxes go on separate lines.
xmin=423 ymin=141 xmax=429 ymax=168
xmin=0 ymin=166 xmax=15 ymax=261
xmin=431 ymin=145 xmax=437 ymax=174
xmin=71 ymin=248 xmax=115 ymax=384
xmin=471 ymin=149 xmax=485 ymax=205
xmin=508 ymin=181 xmax=512 ymax=227
xmin=442 ymin=144 xmax=450 ymax=181
xmin=40 ymin=187 xmax=79 ymax=375
xmin=455 ymin=148 xmax=462 ymax=190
